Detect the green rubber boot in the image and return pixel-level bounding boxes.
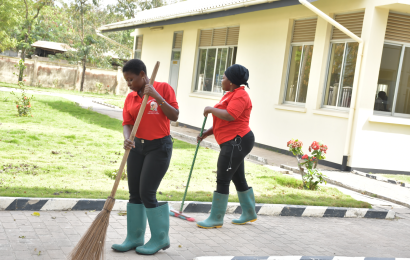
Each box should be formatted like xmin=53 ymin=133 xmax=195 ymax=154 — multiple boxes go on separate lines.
xmin=112 ymin=203 xmax=146 ymax=252
xmin=232 ymin=188 xmax=257 ymax=225
xmin=197 ymin=191 xmax=229 ymax=229
xmin=135 ymin=203 xmax=170 ymax=255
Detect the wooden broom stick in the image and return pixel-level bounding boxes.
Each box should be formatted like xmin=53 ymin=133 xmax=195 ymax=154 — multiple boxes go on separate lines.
xmin=67 ymin=61 xmax=160 ymax=260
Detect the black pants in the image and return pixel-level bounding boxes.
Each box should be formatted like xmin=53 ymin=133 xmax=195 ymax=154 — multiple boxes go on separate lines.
xmin=127 ymin=135 xmax=172 ymax=208
xmin=216 ymin=131 xmax=255 ymax=194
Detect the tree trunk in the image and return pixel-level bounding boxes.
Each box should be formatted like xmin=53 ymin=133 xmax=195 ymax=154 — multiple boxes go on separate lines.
xmin=18 ymin=49 xmax=26 ymax=82
xmin=80 ymin=57 xmax=86 ymax=92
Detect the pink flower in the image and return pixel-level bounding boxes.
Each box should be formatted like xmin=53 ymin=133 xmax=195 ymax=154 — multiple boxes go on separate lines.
xmin=310 ymin=141 xmax=320 ymax=151
xmin=302 ymin=154 xmax=308 ymax=160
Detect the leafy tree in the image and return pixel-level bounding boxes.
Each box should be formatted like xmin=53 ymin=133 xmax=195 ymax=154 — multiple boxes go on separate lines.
xmin=108 ymin=0 xmax=165 ymax=19
xmin=0 ymin=0 xmax=21 ymax=52
xmin=16 ymin=0 xmax=53 ymax=81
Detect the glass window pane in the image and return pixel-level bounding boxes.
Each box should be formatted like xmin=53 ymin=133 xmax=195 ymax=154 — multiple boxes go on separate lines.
xmin=214 ymin=48 xmax=228 ymax=93
xmin=338 ymin=42 xmax=359 ymax=108
xmin=172 ymin=51 xmax=181 ymax=60
xmin=134 ymin=51 xmax=141 ymax=59
xmin=395 ymin=47 xmax=410 ymax=115
xmin=195 ymin=49 xmax=207 ymax=91
xmin=285 ymin=46 xmax=302 ymax=102
xmin=227 ymin=47 xmax=233 ymax=67
xmin=232 ymin=47 xmax=237 ymax=65
xmin=203 ymin=48 xmax=216 ymax=92
xmin=297 ymin=45 xmax=313 ymax=103
xmin=324 ymin=43 xmax=345 ymax=106
xmin=375 ymin=44 xmax=401 ymax=113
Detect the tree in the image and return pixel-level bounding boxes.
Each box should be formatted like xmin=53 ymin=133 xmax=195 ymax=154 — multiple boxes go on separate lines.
xmin=16 ymin=0 xmax=53 ymax=81
xmin=0 ymin=0 xmax=21 ymax=52
xmin=108 ymin=0 xmax=165 ymax=19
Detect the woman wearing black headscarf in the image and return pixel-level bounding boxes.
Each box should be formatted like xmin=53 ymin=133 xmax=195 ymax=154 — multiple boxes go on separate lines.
xmin=196 ymin=64 xmax=256 ymax=229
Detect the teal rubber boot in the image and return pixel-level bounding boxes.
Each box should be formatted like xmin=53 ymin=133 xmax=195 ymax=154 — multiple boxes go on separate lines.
xmin=135 ymin=203 xmax=170 ymax=255
xmin=111 ymin=203 xmax=146 ymax=252
xmin=197 ymin=191 xmax=229 ymax=229
xmin=232 ymin=188 xmax=257 ymax=225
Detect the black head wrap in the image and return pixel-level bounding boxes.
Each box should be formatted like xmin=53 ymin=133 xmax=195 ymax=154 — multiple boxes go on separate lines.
xmin=225 ymin=64 xmax=250 ymax=89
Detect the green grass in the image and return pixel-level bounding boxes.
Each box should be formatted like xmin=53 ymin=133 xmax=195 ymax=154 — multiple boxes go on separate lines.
xmin=0 ymin=82 xmax=126 ymax=101
xmin=104 ymin=99 xmax=125 ymax=108
xmin=0 ymin=91 xmax=371 ymax=208
xmin=375 ymin=174 xmax=410 ymax=184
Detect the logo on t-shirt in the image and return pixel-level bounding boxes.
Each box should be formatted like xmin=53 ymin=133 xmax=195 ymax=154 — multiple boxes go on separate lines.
xmin=148 ymin=100 xmax=160 ymax=115
xmin=150 ymin=101 xmax=158 ymax=111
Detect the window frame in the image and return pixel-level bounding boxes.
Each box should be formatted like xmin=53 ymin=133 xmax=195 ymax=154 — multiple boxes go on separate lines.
xmin=194 ymin=44 xmax=238 ymax=94
xmin=134 ymin=35 xmax=143 ymax=59
xmin=374 ymin=41 xmax=410 ymax=118
xmin=283 ymin=41 xmax=314 ymax=105
xmin=322 ymin=39 xmax=358 ymax=111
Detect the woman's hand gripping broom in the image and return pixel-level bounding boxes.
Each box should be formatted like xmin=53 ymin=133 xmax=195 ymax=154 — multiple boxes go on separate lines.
xmin=67 ymin=62 xmax=160 ymax=260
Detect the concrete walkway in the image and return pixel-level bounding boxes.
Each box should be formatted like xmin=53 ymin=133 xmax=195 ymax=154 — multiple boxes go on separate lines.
xmin=1 ymin=210 xmax=410 ymax=260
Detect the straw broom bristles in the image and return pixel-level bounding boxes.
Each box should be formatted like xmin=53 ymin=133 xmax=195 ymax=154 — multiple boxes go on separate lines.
xmin=67 ymin=197 xmax=115 ymax=260
xmin=67 ymin=61 xmax=160 ymax=260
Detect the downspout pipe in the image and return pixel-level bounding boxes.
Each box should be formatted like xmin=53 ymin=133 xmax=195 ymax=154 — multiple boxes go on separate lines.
xmin=299 ymin=0 xmax=364 ymax=171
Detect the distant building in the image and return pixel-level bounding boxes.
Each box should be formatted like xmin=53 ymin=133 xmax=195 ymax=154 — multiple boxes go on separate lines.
xmin=31 ymin=41 xmax=73 ymax=57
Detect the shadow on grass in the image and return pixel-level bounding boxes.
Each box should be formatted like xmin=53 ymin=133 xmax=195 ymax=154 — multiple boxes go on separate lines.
xmin=39 ymin=99 xmax=123 ymax=133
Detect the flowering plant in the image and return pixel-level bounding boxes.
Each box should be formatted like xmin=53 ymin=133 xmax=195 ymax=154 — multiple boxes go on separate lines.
xmin=11 ymin=81 xmax=34 ymax=117
xmin=287 ymin=139 xmax=328 ymax=190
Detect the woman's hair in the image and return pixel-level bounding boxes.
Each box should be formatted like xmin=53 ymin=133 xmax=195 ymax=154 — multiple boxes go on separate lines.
xmin=123 ymin=59 xmax=147 ymax=75
xmin=225 ymin=64 xmax=250 ymax=88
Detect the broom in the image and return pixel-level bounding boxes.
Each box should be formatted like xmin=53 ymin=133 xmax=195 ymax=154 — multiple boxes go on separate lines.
xmin=169 ymin=116 xmax=207 ymax=222
xmin=67 ymin=61 xmax=160 ymax=260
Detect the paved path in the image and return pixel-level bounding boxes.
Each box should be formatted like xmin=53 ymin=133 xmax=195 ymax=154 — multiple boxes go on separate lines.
xmin=1 ymin=210 xmax=410 ymax=260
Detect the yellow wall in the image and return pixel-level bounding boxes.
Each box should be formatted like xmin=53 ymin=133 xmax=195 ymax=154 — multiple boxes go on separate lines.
xmin=134 ymin=0 xmax=410 ymax=173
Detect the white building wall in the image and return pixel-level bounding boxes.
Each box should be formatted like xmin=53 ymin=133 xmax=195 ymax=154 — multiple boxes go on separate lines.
xmin=134 ymin=0 xmax=410 ymax=173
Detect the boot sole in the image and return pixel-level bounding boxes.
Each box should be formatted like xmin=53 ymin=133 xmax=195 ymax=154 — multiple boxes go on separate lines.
xmin=232 ymin=218 xmax=257 ymax=225
xmin=135 ymin=244 xmax=170 ymax=255
xmin=196 ymin=224 xmax=223 ymax=229
xmin=111 ymin=247 xmax=137 ymax=252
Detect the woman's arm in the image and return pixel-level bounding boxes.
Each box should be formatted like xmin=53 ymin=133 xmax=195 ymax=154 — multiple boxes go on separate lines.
xmin=197 ymin=126 xmax=213 ymax=143
xmin=123 ymin=125 xmax=135 ymax=150
xmin=203 ymin=106 xmax=234 ymax=121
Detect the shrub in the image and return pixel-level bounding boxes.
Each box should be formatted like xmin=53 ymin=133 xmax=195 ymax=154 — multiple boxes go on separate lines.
xmin=104 ymin=169 xmax=127 ymax=180
xmin=10 ymin=81 xmax=34 ymax=117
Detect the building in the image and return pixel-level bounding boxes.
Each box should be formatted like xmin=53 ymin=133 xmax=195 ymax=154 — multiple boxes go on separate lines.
xmin=31 ymin=41 xmax=73 ymax=57
xmin=99 ymin=0 xmax=410 ymax=175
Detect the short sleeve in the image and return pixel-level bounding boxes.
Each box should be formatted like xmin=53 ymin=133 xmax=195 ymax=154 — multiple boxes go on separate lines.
xmin=162 ymin=83 xmax=179 ymax=109
xmin=122 ymin=95 xmax=134 ymax=126
xmin=226 ymin=91 xmax=249 ymax=120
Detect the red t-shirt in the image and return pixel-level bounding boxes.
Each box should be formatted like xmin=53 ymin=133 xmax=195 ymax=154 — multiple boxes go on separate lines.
xmin=213 ymin=86 xmax=252 ymax=145
xmin=122 ymin=81 xmax=179 ymax=140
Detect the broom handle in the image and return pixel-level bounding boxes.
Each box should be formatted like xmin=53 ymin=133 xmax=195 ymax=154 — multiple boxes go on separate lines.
xmin=110 ymin=61 xmax=160 ymax=198
xmin=179 ymin=116 xmax=208 ymax=213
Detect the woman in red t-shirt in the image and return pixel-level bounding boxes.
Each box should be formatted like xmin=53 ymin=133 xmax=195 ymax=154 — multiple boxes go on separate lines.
xmin=196 ymin=64 xmax=256 ymax=229
xmin=111 ymin=59 xmax=179 ymax=255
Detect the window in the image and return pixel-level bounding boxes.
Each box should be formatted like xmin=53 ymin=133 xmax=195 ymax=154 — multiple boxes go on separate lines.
xmin=134 ymin=35 xmax=143 ymax=59
xmin=284 ymin=18 xmax=317 ymax=104
xmin=374 ymin=13 xmax=410 ymax=117
xmin=323 ymin=12 xmax=364 ymax=109
xmin=194 ymin=27 xmax=239 ymax=93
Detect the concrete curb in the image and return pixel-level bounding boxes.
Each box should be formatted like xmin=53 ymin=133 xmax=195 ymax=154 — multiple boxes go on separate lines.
xmin=170 ymin=130 xmax=268 ymax=164
xmin=352 ymin=170 xmax=410 ymax=189
xmin=92 ymin=99 xmax=120 ymax=109
xmin=0 ymin=197 xmax=395 ymax=219
xmin=194 ymin=257 xmax=409 ymax=260
xmin=280 ymin=164 xmax=410 ymax=209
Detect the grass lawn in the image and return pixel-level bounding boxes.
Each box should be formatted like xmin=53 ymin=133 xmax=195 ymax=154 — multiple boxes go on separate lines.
xmin=375 ymin=174 xmax=410 ymax=184
xmin=0 ymin=90 xmax=371 ymax=208
xmin=104 ymin=99 xmax=125 ymax=108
